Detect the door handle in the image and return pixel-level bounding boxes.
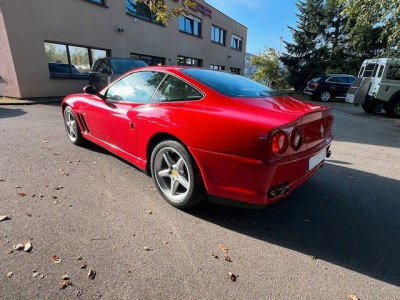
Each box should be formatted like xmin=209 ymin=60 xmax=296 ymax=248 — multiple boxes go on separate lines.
xmin=130 ymin=122 xmax=135 ymax=130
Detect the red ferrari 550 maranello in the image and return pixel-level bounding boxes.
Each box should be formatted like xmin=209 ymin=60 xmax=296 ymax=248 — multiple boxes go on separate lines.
xmin=62 ymin=66 xmax=333 ymax=209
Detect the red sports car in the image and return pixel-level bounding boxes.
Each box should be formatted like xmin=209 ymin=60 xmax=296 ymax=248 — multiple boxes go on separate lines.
xmin=62 ymin=66 xmax=333 ymax=209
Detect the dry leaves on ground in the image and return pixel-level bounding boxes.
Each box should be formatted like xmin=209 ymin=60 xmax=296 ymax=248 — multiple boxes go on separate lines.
xmin=227 ymin=272 xmax=237 ymax=282
xmin=80 ymin=263 xmax=87 ymax=269
xmin=87 ymin=268 xmax=96 ymax=280
xmin=24 ymin=241 xmax=32 ymax=252
xmin=52 ymin=254 xmax=62 ymax=264
xmin=218 ymin=244 xmax=229 ymax=253
xmin=224 ymin=255 xmax=232 ymax=262
xmin=0 ymin=215 xmax=10 ymax=222
xmin=211 ymin=252 xmax=219 ymax=259
xmin=6 ymin=272 xmax=13 ymax=278
xmin=348 ymin=295 xmax=360 ymax=300
xmin=59 ymin=280 xmax=71 ymax=289
xmin=18 ymin=191 xmax=27 ymax=197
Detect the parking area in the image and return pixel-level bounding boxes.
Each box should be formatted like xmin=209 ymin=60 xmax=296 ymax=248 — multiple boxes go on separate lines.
xmin=1 ymin=103 xmax=400 ymax=299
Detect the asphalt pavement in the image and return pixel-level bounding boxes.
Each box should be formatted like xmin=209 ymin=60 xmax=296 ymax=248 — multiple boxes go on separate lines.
xmin=0 ymin=102 xmax=399 ymax=299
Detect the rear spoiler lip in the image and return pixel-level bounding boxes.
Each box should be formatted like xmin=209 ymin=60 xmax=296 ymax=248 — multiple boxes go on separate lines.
xmin=300 ymin=106 xmax=333 ymax=125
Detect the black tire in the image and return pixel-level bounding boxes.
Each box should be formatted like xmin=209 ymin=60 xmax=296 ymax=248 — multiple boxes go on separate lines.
xmin=150 ymin=140 xmax=206 ymax=209
xmin=63 ymin=106 xmax=85 ymax=146
xmin=362 ymin=102 xmax=377 ymax=114
xmin=385 ymin=98 xmax=400 ymax=118
xmin=319 ymin=90 xmax=331 ymax=102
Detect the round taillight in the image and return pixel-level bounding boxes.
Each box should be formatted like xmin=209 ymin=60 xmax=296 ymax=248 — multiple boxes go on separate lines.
xmin=291 ymin=128 xmax=303 ymax=151
xmin=271 ymin=131 xmax=289 ymax=154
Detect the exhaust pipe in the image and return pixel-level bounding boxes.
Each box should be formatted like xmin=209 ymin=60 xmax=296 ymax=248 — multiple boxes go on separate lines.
xmin=268 ymin=184 xmax=290 ymax=199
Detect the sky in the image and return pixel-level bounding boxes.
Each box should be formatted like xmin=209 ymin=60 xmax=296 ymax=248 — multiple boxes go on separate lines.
xmin=205 ymin=0 xmax=298 ymax=55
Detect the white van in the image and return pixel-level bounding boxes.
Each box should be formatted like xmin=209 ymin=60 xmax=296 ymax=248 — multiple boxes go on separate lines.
xmin=345 ymin=58 xmax=400 ymax=117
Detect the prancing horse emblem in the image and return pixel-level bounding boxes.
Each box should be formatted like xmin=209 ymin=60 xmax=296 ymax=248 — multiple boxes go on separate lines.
xmin=320 ymin=124 xmax=325 ymax=137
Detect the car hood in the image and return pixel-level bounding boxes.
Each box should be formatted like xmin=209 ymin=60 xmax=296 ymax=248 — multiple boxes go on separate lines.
xmin=231 ymin=95 xmax=330 ymax=125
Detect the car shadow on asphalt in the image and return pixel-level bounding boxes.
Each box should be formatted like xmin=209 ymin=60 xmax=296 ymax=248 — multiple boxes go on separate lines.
xmin=185 ymin=162 xmax=400 ymax=287
xmin=0 ymin=107 xmax=27 ymax=119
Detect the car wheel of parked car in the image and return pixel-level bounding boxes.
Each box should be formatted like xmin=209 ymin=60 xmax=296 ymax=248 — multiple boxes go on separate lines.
xmin=63 ymin=107 xmax=85 ymax=145
xmin=151 ymin=140 xmax=206 ymax=208
xmin=362 ymin=102 xmax=377 ymax=114
xmin=319 ymin=90 xmax=331 ymax=102
xmin=385 ymin=98 xmax=400 ymax=118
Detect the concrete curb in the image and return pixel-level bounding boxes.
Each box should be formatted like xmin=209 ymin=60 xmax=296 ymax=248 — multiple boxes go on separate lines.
xmin=0 ymin=99 xmax=62 ymax=106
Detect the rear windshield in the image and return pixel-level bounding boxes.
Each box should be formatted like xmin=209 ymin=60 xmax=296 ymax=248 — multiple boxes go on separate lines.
xmin=181 ymin=68 xmax=282 ymax=98
xmin=310 ymin=77 xmax=322 ymax=82
xmin=111 ymin=59 xmax=148 ymax=74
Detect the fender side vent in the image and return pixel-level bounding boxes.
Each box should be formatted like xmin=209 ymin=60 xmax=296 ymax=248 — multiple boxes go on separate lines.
xmin=77 ymin=113 xmax=90 ymax=133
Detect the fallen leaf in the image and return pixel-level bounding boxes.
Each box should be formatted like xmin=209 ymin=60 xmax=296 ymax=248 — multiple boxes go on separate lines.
xmin=224 ymin=255 xmax=232 ymax=262
xmin=76 ymin=256 xmax=82 ymax=260
xmin=54 ymin=186 xmax=63 ymax=190
xmin=147 ymin=210 xmax=152 ymax=215
xmin=31 ymin=194 xmax=35 ymax=198
xmin=61 ymin=275 xmax=69 ymax=280
xmin=80 ymin=263 xmax=87 ymax=269
xmin=211 ymin=252 xmax=219 ymax=259
xmin=58 ymin=280 xmax=71 ymax=289
xmin=32 ymin=271 xmax=39 ymax=277
xmin=14 ymin=186 xmax=20 ymax=188
xmin=0 ymin=178 xmax=5 ymax=181
xmin=163 ymin=241 xmax=168 ymax=244
xmin=218 ymin=244 xmax=229 ymax=253
xmin=348 ymin=295 xmax=360 ymax=300
xmin=227 ymin=272 xmax=237 ymax=282
xmin=143 ymin=247 xmax=152 ymax=251
xmin=24 ymin=241 xmax=33 ymax=252
xmin=53 ymin=153 xmax=61 ymax=156
xmin=87 ymin=268 xmax=96 ymax=280
xmin=0 ymin=215 xmax=10 ymax=222
xmin=18 ymin=191 xmax=27 ymax=197
xmin=40 ymin=274 xmax=45 ymax=279
xmin=52 ymin=254 xmax=62 ymax=263
xmin=51 ymin=195 xmax=57 ymax=199
xmin=7 ymin=272 xmax=13 ymax=278
xmin=8 ymin=249 xmax=14 ymax=254
xmin=26 ymin=213 xmax=32 ymax=217
xmin=76 ymin=290 xmax=82 ymax=297
xmin=13 ymin=243 xmax=24 ymax=250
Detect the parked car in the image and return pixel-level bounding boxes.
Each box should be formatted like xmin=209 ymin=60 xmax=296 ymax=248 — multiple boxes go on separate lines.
xmin=88 ymin=57 xmax=147 ymax=91
xmin=48 ymin=62 xmax=81 ymax=75
xmin=304 ymin=74 xmax=355 ymax=102
xmin=345 ymin=58 xmax=400 ymax=117
xmin=62 ymin=67 xmax=333 ymax=209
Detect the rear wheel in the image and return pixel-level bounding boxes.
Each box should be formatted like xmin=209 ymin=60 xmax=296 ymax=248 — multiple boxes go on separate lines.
xmin=319 ymin=90 xmax=331 ymax=102
xmin=385 ymin=98 xmax=400 ymax=118
xmin=151 ymin=140 xmax=206 ymax=209
xmin=63 ymin=106 xmax=85 ymax=145
xmin=362 ymin=102 xmax=377 ymax=114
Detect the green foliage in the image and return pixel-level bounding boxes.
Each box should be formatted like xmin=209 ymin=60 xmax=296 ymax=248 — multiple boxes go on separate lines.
xmin=281 ymin=0 xmax=391 ymax=92
xmin=340 ymin=0 xmax=400 ymax=55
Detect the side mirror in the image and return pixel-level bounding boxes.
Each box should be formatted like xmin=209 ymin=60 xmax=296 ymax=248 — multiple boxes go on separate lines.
xmin=100 ymin=68 xmax=109 ymax=74
xmin=83 ymin=85 xmax=105 ymax=100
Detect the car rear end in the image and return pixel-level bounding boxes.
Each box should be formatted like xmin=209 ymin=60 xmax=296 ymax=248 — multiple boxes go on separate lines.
xmin=304 ymin=76 xmax=324 ymax=99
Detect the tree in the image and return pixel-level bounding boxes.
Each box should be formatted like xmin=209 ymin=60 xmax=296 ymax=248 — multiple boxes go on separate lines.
xmin=135 ymin=0 xmax=196 ymax=24
xmin=250 ymin=48 xmax=288 ymax=89
xmin=340 ymin=0 xmax=399 ymax=55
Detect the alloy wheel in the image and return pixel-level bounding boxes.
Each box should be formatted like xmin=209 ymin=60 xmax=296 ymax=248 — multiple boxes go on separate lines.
xmin=153 ymin=147 xmax=191 ymax=203
xmin=64 ymin=110 xmax=78 ymax=143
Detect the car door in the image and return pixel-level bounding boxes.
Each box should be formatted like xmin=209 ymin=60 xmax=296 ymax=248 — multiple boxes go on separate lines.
xmin=86 ymin=71 xmax=166 ymax=156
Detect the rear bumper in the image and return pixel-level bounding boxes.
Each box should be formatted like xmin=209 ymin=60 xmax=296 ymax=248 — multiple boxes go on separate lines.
xmin=190 ymin=134 xmax=333 ymax=207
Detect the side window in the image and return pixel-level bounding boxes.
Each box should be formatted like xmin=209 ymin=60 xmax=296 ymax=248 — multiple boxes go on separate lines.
xmin=386 ymin=66 xmax=400 ymax=80
xmin=106 ymin=71 xmax=166 ymax=103
xmin=92 ymin=60 xmax=101 ymax=72
xmin=377 ymin=65 xmax=384 ymax=78
xmin=347 ymin=77 xmax=355 ymax=84
xmin=337 ymin=77 xmax=347 ymax=83
xmin=153 ymin=75 xmax=203 ymax=102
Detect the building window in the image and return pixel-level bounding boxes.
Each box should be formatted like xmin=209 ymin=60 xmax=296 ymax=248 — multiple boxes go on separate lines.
xmin=126 ymin=0 xmax=161 ymax=24
xmin=130 ymin=53 xmax=165 ymax=66
xmin=177 ymin=55 xmax=202 ymax=67
xmin=211 ymin=25 xmax=226 ymax=45
xmin=179 ymin=14 xmax=202 ymax=37
xmin=230 ymin=67 xmax=241 ymax=75
xmin=44 ymin=41 xmax=109 ymax=78
xmin=210 ymin=64 xmax=225 ymax=71
xmin=231 ymin=34 xmax=242 ymax=51
xmin=85 ymin=0 xmax=106 ymax=6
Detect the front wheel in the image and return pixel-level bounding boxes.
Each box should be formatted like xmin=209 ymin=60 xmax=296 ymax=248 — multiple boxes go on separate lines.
xmin=385 ymin=98 xmax=400 ymax=118
xmin=63 ymin=106 xmax=85 ymax=145
xmin=151 ymin=140 xmax=206 ymax=209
